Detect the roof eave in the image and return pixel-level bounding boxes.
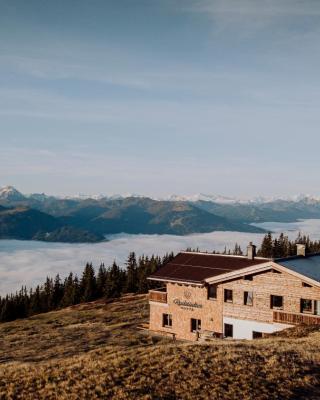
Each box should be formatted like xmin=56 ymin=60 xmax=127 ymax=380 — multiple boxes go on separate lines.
xmin=147 ymin=276 xmax=204 ymax=286
xmin=205 ymin=261 xmax=274 ymax=284
xmin=205 ymin=261 xmax=320 ymax=288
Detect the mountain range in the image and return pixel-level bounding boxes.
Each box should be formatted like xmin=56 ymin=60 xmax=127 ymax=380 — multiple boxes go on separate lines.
xmin=2 ymin=185 xmax=320 ymax=243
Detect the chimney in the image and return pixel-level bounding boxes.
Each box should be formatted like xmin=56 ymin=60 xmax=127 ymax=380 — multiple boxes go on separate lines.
xmin=296 ymin=244 xmax=306 ymax=257
xmin=247 ymin=242 xmax=256 ymax=260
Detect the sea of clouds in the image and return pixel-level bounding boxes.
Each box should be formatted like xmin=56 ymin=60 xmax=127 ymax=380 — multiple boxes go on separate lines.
xmin=1 ymin=219 xmax=320 ymax=296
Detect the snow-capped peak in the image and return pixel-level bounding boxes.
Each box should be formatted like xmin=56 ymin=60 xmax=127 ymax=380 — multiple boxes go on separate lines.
xmin=164 ymin=193 xmax=245 ymax=204
xmin=1 ymin=185 xmax=320 ymax=205
xmin=0 ymin=186 xmax=25 ymax=201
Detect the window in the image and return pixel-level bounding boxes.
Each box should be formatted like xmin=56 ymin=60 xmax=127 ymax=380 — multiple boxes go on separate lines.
xmin=162 ymin=314 xmax=172 ymax=328
xmin=302 ymin=282 xmax=312 ymax=288
xmin=191 ymin=318 xmax=201 ymax=332
xmin=244 ymin=275 xmax=253 ymax=281
xmin=315 ymin=300 xmax=320 ymax=316
xmin=270 ymin=295 xmax=283 ymax=309
xmin=244 ymin=291 xmax=253 ymax=306
xmin=208 ymin=284 xmax=217 ymax=299
xmin=224 ymin=323 xmax=233 ymax=338
xmin=301 ymin=299 xmax=312 ymax=313
xmin=224 ymin=289 xmax=233 ymax=303
xmin=252 ymin=331 xmax=263 ymax=339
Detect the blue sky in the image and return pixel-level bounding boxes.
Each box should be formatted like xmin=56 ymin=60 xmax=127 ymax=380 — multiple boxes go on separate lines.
xmin=1 ymin=0 xmax=320 ymax=198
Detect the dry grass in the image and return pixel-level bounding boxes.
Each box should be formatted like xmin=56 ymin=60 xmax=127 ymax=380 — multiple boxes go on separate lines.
xmin=0 ymin=295 xmax=320 ymax=399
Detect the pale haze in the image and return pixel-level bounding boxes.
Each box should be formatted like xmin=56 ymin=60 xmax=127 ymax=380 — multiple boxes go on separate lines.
xmin=1 ymin=219 xmax=320 ymax=296
xmin=1 ymin=0 xmax=320 ymax=198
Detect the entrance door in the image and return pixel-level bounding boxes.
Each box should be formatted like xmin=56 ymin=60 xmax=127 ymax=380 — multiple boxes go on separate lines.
xmin=191 ymin=318 xmax=201 ymax=332
xmin=224 ymin=323 xmax=233 ymax=338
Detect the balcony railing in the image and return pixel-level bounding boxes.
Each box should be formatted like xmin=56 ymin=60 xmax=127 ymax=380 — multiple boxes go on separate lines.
xmin=273 ymin=310 xmax=320 ymax=325
xmin=149 ymin=288 xmax=167 ymax=303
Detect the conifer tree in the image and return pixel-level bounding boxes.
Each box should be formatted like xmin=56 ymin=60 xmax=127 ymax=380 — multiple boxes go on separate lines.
xmin=61 ymin=273 xmax=77 ymax=307
xmin=125 ymin=252 xmax=138 ymax=293
xmin=43 ymin=277 xmax=54 ymax=311
xmin=52 ymin=274 xmax=63 ymax=308
xmin=105 ymin=261 xmax=122 ymax=298
xmin=96 ymin=263 xmax=107 ymax=298
xmin=80 ymin=263 xmax=96 ymax=302
xmin=30 ymin=285 xmax=42 ymax=315
xmin=258 ymin=232 xmax=273 ymax=258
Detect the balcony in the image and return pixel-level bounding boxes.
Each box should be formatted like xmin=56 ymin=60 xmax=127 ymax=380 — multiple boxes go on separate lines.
xmin=149 ymin=288 xmax=167 ymax=304
xmin=273 ymin=310 xmax=320 ymax=325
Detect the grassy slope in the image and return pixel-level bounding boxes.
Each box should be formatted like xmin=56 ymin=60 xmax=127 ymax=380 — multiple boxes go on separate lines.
xmin=0 ymin=295 xmax=320 ymax=400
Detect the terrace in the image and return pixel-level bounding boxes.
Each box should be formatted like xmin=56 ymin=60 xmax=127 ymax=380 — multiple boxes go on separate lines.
xmin=273 ymin=310 xmax=320 ymax=325
xmin=149 ymin=287 xmax=167 ymax=303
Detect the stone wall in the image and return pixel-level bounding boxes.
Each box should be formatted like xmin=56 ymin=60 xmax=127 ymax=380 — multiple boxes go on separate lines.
xmin=149 ymin=268 xmax=320 ymax=341
xmin=149 ymin=282 xmax=222 ymax=341
xmin=222 ymin=269 xmax=320 ymax=323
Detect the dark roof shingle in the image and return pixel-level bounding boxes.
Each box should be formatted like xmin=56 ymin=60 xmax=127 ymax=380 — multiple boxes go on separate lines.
xmin=149 ymin=252 xmax=268 ymax=284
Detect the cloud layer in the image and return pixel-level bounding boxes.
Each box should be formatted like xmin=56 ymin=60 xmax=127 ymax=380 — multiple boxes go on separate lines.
xmin=1 ymin=219 xmax=320 ymax=296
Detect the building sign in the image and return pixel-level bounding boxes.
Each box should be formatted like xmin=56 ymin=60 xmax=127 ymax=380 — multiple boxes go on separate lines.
xmin=173 ymin=299 xmax=203 ymax=310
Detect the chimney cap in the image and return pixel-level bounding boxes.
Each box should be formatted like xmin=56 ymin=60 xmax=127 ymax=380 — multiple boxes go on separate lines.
xmin=247 ymin=242 xmax=256 ymax=260
xmin=296 ymin=243 xmax=306 ymax=257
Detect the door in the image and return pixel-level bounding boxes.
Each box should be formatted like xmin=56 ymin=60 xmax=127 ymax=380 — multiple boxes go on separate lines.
xmin=224 ymin=323 xmax=233 ymax=338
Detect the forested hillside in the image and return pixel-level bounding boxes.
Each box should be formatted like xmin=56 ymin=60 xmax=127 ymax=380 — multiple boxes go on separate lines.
xmin=2 ymin=232 xmax=320 ymax=324
xmin=0 ymin=187 xmax=265 ymax=242
xmin=0 ymin=252 xmax=173 ymax=322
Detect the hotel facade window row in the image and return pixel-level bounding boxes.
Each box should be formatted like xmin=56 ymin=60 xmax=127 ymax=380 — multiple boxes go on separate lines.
xmin=148 ymin=243 xmax=320 ymax=340
xmin=212 ymin=286 xmax=320 ymax=315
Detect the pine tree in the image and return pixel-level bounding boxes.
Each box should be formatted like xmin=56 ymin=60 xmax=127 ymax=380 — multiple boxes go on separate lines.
xmin=96 ymin=263 xmax=107 ymax=298
xmin=125 ymin=252 xmax=138 ymax=293
xmin=258 ymin=232 xmax=273 ymax=258
xmin=42 ymin=277 xmax=54 ymax=312
xmin=52 ymin=274 xmax=63 ymax=308
xmin=30 ymin=286 xmax=42 ymax=315
xmin=80 ymin=263 xmax=96 ymax=302
xmin=61 ymin=273 xmax=77 ymax=307
xmin=105 ymin=261 xmax=122 ymax=298
xmin=233 ymin=243 xmax=243 ymax=255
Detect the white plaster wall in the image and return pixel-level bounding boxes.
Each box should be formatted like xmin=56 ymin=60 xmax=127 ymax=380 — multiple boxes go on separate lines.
xmin=223 ymin=316 xmax=292 ymax=340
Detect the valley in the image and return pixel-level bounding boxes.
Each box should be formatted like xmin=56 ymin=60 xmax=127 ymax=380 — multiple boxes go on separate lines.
xmin=4 ymin=186 xmax=320 ymax=244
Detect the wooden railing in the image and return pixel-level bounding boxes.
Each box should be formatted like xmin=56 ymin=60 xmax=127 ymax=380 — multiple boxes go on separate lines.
xmin=149 ymin=288 xmax=167 ymax=303
xmin=273 ymin=310 xmax=320 ymax=325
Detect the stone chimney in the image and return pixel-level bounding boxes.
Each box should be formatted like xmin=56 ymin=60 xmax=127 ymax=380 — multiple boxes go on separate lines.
xmin=247 ymin=242 xmax=256 ymax=260
xmin=296 ymin=244 xmax=306 ymax=257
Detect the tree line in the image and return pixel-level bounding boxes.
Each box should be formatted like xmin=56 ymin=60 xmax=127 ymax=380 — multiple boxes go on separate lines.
xmin=0 ymin=252 xmax=174 ymax=323
xmin=2 ymin=232 xmax=320 ymax=323
xmin=187 ymin=232 xmax=320 ymax=259
xmin=257 ymin=232 xmax=320 ymax=258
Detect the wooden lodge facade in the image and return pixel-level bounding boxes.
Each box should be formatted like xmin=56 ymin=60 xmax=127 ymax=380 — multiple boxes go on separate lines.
xmin=148 ymin=244 xmax=320 ymax=340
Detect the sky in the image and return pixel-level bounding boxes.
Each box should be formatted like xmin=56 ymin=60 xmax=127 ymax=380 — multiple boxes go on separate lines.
xmin=1 ymin=0 xmax=320 ymax=198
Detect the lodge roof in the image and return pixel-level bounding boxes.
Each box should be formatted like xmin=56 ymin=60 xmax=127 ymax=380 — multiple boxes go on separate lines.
xmin=276 ymin=253 xmax=320 ymax=283
xmin=148 ymin=252 xmax=269 ymax=284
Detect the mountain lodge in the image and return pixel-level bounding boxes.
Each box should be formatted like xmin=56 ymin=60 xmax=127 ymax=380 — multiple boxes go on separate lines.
xmin=148 ymin=243 xmax=320 ymax=340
